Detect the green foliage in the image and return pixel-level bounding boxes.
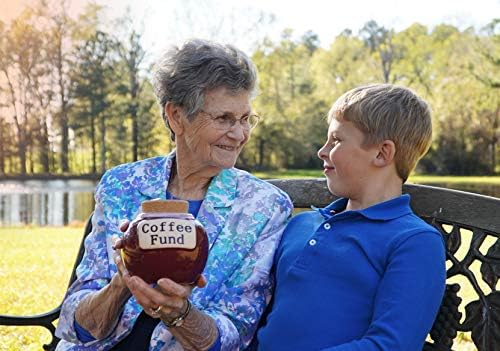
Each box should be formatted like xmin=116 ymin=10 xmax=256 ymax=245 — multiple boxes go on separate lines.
xmin=71 ymin=30 xmax=117 ymax=173
xmin=250 ymin=21 xmax=498 ymax=174
xmin=0 ymin=2 xmax=498 ymax=176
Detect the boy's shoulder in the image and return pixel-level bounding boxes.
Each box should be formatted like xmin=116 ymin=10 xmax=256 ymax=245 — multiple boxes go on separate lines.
xmin=386 ymin=209 xmax=443 ymax=248
xmin=357 ymin=194 xmax=443 ymax=245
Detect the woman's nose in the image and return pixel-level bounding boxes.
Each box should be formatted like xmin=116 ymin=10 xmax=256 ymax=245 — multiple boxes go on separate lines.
xmin=227 ymin=123 xmax=247 ymax=141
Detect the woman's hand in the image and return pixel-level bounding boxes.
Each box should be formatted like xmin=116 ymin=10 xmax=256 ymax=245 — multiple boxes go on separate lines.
xmin=113 ymin=219 xmax=206 ymax=320
xmin=113 ymin=248 xmax=206 ymax=320
xmin=113 ymin=219 xmax=217 ymax=350
xmin=73 ymin=227 xmax=132 ymax=340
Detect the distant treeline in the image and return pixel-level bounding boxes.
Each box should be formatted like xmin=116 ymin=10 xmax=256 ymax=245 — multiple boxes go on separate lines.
xmin=0 ymin=2 xmax=498 ymax=176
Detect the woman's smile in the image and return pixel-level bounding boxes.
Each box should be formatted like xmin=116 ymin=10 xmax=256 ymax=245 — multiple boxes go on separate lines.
xmin=215 ymin=144 xmax=238 ymax=151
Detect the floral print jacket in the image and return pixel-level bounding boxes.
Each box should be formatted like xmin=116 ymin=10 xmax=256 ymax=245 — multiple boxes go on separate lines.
xmin=55 ymin=152 xmax=293 ymax=351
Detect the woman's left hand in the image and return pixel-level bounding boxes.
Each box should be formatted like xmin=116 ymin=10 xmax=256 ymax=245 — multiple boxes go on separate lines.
xmin=113 ymin=220 xmax=206 ymax=319
xmin=113 ymin=244 xmax=206 ymax=319
xmin=131 ymin=272 xmax=206 ymax=319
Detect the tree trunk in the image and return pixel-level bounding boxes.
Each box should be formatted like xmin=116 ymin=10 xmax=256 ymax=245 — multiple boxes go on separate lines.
xmin=15 ymin=122 xmax=28 ymax=174
xmin=258 ymin=138 xmax=265 ymax=169
xmin=53 ymin=10 xmax=70 ymax=173
xmin=91 ymin=107 xmax=97 ymax=175
xmin=100 ymin=111 xmax=106 ymax=173
xmin=40 ymin=118 xmax=50 ymax=173
xmin=132 ymin=108 xmax=138 ymax=161
xmin=28 ymin=138 xmax=35 ymax=173
xmin=491 ymin=110 xmax=498 ymax=174
xmin=130 ymin=68 xmax=139 ymax=161
xmin=130 ymin=67 xmax=139 ymax=162
xmin=0 ymin=120 xmax=5 ymax=174
xmin=3 ymin=70 xmax=27 ymax=174
xmin=58 ymin=66 xmax=70 ymax=173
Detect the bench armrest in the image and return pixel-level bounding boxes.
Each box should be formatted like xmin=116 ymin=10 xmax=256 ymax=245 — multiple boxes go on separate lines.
xmin=0 ymin=306 xmax=61 ymax=350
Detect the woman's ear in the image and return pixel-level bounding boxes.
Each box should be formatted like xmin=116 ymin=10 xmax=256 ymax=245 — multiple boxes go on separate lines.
xmin=165 ymin=102 xmax=185 ymax=136
xmin=374 ymin=140 xmax=396 ymax=167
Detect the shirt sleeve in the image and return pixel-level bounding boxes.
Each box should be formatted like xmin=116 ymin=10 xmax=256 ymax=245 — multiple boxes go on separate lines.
xmin=55 ymin=172 xmax=124 ymax=345
xmin=74 ymin=319 xmax=96 ymax=342
xmin=207 ymin=328 xmax=222 ymax=351
xmin=320 ymin=231 xmax=446 ymax=351
xmin=203 ymin=195 xmax=293 ymax=350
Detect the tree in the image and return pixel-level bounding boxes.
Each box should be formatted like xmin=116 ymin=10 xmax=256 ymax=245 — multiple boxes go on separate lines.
xmin=392 ymin=23 xmax=434 ymax=95
xmin=310 ymin=30 xmax=374 ymax=103
xmin=71 ymin=30 xmax=117 ymax=174
xmin=469 ymin=19 xmax=499 ymax=173
xmin=37 ymin=0 xmax=74 ymax=173
xmin=421 ymin=24 xmax=498 ymax=175
xmin=360 ymin=20 xmax=402 ymax=83
xmin=116 ymin=27 xmax=147 ymax=162
xmin=0 ymin=10 xmax=46 ymax=174
xmin=470 ymin=19 xmax=500 ymax=89
xmin=249 ymin=30 xmax=324 ymax=169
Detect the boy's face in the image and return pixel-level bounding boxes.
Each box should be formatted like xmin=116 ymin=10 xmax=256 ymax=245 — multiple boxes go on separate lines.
xmin=317 ymin=117 xmax=379 ymax=198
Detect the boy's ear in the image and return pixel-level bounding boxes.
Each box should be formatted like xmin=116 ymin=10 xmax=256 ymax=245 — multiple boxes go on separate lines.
xmin=165 ymin=102 xmax=185 ymax=136
xmin=374 ymin=140 xmax=396 ymax=167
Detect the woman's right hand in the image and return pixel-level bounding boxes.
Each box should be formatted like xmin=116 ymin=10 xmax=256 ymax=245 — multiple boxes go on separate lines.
xmin=73 ymin=221 xmax=133 ymax=340
xmin=109 ymin=220 xmax=132 ymax=293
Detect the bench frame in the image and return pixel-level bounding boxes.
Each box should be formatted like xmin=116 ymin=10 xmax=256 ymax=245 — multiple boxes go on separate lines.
xmin=1 ymin=179 xmax=499 ymax=351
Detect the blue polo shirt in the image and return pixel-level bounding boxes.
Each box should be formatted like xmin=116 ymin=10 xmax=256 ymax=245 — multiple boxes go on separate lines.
xmin=256 ymin=194 xmax=446 ymax=351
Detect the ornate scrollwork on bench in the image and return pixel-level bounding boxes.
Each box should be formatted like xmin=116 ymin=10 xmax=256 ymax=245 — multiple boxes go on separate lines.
xmin=423 ymin=218 xmax=500 ymax=351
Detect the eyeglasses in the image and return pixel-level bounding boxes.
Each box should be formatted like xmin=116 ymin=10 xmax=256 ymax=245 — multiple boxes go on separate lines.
xmin=200 ymin=110 xmax=260 ymax=131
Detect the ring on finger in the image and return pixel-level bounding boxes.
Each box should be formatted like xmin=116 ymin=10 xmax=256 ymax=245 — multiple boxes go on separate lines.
xmin=151 ymin=305 xmax=163 ymax=315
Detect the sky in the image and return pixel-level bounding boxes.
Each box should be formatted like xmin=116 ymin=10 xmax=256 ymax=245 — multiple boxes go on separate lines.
xmin=1 ymin=0 xmax=499 ymax=60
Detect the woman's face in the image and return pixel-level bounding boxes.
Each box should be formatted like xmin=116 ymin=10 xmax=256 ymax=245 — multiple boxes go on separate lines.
xmin=178 ymin=87 xmax=253 ymax=172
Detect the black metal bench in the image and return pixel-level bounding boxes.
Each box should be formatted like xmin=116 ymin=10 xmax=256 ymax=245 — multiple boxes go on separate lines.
xmin=1 ymin=179 xmax=499 ymax=351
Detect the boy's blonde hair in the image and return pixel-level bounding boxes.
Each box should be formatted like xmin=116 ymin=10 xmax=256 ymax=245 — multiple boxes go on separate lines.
xmin=328 ymin=84 xmax=432 ymax=181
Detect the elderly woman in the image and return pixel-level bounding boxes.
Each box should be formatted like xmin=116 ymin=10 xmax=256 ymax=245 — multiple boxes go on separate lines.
xmin=55 ymin=39 xmax=292 ymax=351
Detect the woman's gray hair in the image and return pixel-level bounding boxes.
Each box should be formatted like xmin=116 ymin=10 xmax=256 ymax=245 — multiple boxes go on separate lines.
xmin=152 ymin=39 xmax=258 ymax=139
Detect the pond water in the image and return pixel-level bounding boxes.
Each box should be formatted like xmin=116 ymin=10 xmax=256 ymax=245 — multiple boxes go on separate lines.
xmin=0 ymin=179 xmax=499 ymax=226
xmin=0 ymin=180 xmax=97 ymax=226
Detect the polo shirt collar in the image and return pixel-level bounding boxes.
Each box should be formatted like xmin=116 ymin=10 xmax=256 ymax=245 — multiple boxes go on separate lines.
xmin=316 ymin=194 xmax=412 ymax=221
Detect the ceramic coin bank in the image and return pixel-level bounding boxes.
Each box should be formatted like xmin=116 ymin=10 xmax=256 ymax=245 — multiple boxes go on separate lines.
xmin=120 ymin=199 xmax=208 ymax=284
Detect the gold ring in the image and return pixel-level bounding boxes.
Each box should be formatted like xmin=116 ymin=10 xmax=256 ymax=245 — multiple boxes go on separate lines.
xmin=151 ymin=305 xmax=163 ymax=314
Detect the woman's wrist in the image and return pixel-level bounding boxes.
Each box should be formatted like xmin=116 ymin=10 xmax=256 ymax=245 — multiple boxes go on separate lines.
xmin=160 ymin=299 xmax=192 ymax=327
xmin=74 ymin=275 xmax=130 ymax=339
xmin=166 ymin=306 xmax=219 ymax=351
xmin=110 ymin=273 xmax=132 ymax=301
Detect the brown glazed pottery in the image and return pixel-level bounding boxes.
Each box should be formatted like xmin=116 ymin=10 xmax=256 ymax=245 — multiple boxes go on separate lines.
xmin=120 ymin=199 xmax=208 ymax=284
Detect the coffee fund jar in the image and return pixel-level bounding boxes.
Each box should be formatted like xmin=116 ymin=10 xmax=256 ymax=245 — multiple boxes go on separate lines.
xmin=120 ymin=199 xmax=208 ymax=284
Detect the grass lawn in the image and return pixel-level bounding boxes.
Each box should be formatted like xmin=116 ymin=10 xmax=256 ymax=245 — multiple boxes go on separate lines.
xmin=0 ymin=225 xmax=481 ymax=350
xmin=0 ymin=226 xmax=82 ymax=351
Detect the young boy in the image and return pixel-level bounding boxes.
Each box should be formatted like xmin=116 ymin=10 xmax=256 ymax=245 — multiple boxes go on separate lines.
xmin=256 ymin=84 xmax=446 ymax=351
